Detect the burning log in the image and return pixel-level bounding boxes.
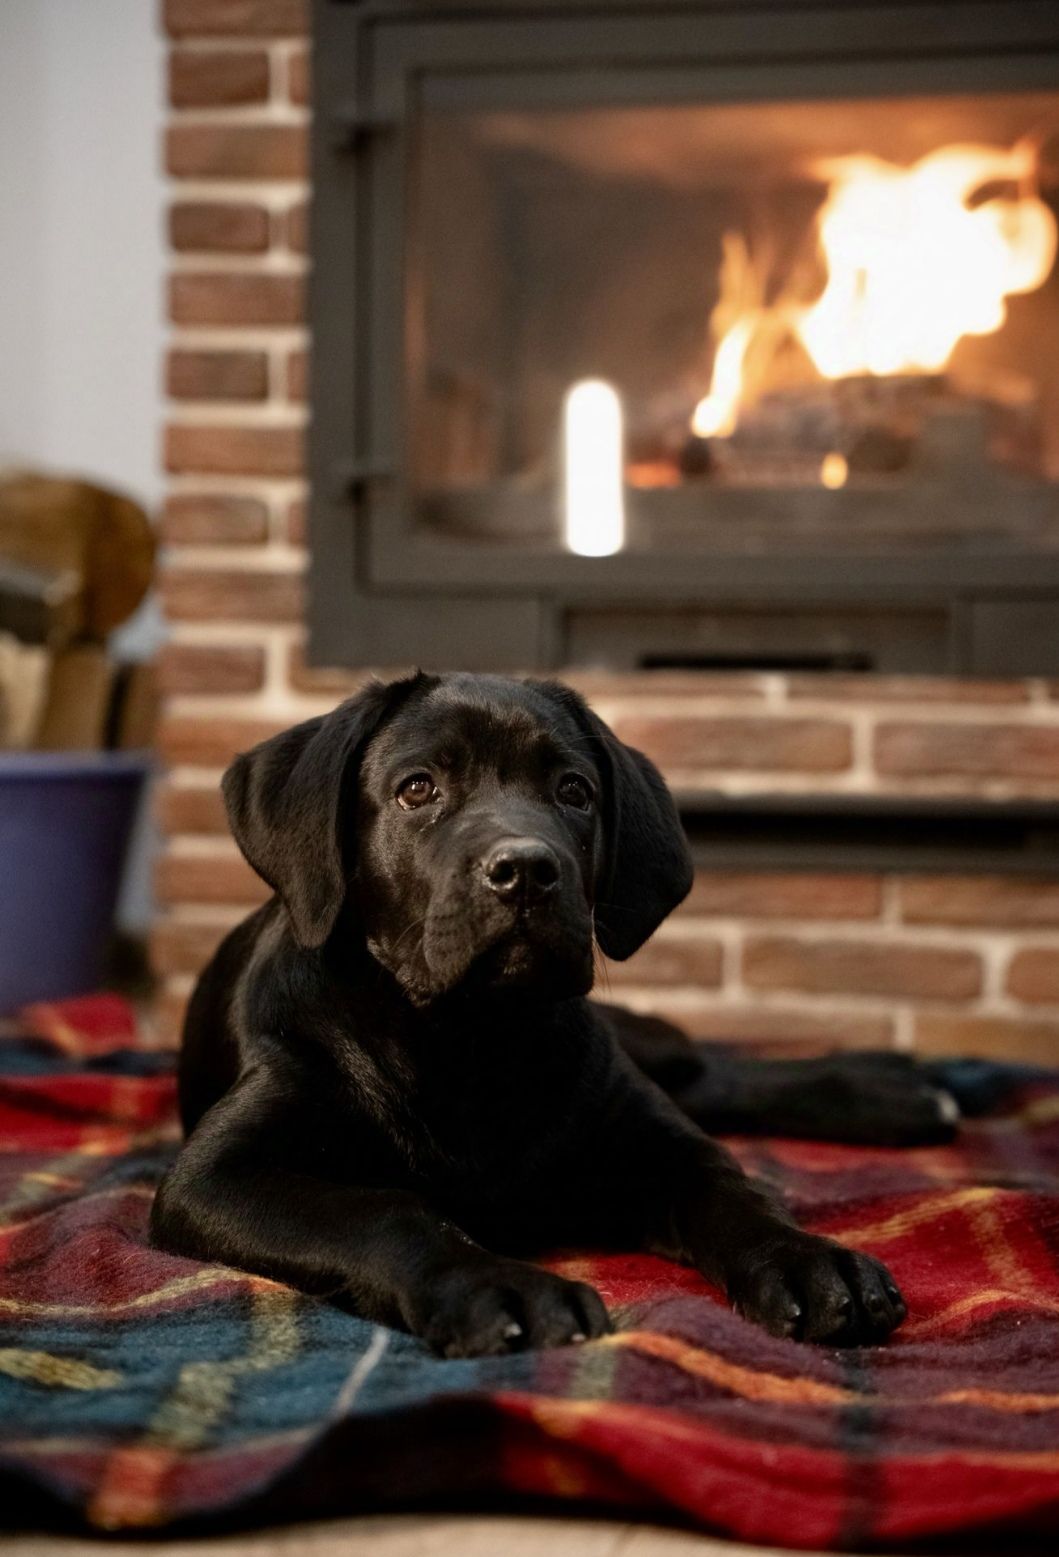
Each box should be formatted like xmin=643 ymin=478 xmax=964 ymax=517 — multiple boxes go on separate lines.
xmin=670 ymin=374 xmax=1044 ymax=488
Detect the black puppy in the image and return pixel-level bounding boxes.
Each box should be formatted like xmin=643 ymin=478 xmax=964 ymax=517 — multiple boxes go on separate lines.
xmin=152 ymin=673 xmax=955 ymax=1356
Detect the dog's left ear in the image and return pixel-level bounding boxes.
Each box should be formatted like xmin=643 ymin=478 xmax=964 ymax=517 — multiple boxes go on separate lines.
xmin=222 ymin=674 xmax=425 ymax=949
xmin=536 ymin=683 xmax=694 ymax=960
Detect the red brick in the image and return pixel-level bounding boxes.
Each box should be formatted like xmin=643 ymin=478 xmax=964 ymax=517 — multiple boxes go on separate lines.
xmin=683 ymin=872 xmax=881 ymax=921
xmin=286 ymin=347 xmax=307 ymax=401
xmin=157 ymin=642 xmax=266 ymax=695
xmin=169 ymin=48 xmax=269 ymax=107
xmin=875 ymin=721 xmax=1059 ymax=781
xmin=915 ymin=1014 xmax=1059 ymax=1064
xmin=167 ymin=124 xmax=307 ymax=180
xmin=170 ymin=202 xmax=269 ymax=254
xmin=1006 ymin=948 xmax=1059 ymax=1004
xmin=284 ymin=200 xmax=308 ymax=253
xmin=743 ymin=936 xmax=982 ymax=1001
xmin=787 ymin=675 xmax=1030 ymax=704
xmin=161 ymin=566 xmax=304 ymax=623
xmin=287 ymin=47 xmax=309 ymax=105
xmin=156 ymin=783 xmax=229 ymax=836
xmin=161 ymin=494 xmax=269 ymax=546
xmin=156 ymin=851 xmax=269 ymax=907
xmin=285 ymin=497 xmax=306 ymax=545
xmin=151 ymin=918 xmax=233 ymax=976
xmin=568 ymin=672 xmax=766 ymax=701
xmin=167 ymin=349 xmax=268 ymax=401
xmin=612 ymin=999 xmax=895 ymax=1050
xmin=165 ymin=424 xmax=304 ymax=478
xmin=613 ymin=717 xmax=852 ymax=774
xmin=169 ymin=272 xmax=303 ymax=326
xmin=602 ymin=935 xmax=723 ymax=988
xmin=164 ymin=0 xmax=308 ymax=37
xmin=900 ymin=876 xmax=1059 ymax=927
xmin=158 ymin=714 xmax=286 ymax=768
xmin=285 ymin=646 xmax=411 ymax=696
xmin=287 ymin=644 xmax=367 ymax=696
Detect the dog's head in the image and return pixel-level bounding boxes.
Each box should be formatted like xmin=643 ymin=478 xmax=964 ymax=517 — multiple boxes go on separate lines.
xmin=222 ymin=673 xmax=693 ymax=1004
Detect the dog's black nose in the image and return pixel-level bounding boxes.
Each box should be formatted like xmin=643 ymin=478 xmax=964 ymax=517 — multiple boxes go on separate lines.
xmin=482 ymin=838 xmax=560 ymax=902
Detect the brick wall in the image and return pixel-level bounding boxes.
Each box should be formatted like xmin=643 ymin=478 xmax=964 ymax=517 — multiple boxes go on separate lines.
xmin=154 ymin=0 xmax=1059 ymax=1063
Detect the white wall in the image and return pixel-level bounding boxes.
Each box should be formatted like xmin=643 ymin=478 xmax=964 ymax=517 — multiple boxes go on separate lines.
xmin=0 ymin=0 xmax=167 ymax=934
xmin=0 ymin=0 xmax=165 ymax=511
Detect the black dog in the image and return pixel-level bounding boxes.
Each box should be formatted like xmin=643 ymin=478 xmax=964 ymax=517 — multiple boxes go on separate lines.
xmin=151 ymin=673 xmax=957 ymax=1356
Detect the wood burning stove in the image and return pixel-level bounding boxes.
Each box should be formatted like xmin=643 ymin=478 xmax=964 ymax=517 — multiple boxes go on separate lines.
xmin=309 ymin=0 xmax=1059 ymax=673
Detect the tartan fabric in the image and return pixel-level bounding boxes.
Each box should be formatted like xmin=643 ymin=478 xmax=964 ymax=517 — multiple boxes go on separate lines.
xmin=1 ymin=1001 xmax=1059 ymax=1543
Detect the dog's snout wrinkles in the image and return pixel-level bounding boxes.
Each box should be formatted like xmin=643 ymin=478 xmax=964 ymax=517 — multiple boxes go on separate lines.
xmin=482 ymin=837 xmax=560 ymax=902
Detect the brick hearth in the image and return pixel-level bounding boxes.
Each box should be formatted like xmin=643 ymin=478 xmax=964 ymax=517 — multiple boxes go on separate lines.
xmin=154 ymin=0 xmax=1059 ymax=1063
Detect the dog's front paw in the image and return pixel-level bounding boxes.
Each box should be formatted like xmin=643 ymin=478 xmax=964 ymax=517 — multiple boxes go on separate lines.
xmin=728 ymin=1231 xmax=906 ymax=1346
xmin=412 ymin=1258 xmax=612 ymax=1358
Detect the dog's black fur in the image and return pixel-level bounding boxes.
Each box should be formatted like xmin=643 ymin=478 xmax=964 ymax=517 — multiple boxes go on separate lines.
xmin=151 ymin=672 xmax=958 ymax=1356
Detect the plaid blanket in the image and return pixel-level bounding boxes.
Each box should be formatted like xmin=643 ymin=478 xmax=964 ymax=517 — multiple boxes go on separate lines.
xmin=1 ymin=998 xmax=1059 ymax=1545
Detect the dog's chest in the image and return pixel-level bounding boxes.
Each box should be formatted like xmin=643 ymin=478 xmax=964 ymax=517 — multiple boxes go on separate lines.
xmin=416 ymin=1057 xmax=565 ymax=1179
xmin=385 ymin=1034 xmax=586 ymax=1202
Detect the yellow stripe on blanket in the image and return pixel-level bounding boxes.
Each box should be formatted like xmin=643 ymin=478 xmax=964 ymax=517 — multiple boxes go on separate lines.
xmin=0 ymin=1348 xmax=121 ymax=1390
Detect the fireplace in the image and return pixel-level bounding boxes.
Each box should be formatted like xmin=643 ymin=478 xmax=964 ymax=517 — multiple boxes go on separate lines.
xmin=308 ymin=0 xmax=1059 ymax=673
xmin=157 ymin=0 xmax=1059 ymax=1059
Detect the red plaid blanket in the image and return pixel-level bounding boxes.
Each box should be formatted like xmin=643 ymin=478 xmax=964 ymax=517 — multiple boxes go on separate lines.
xmin=1 ymin=996 xmax=1058 ymax=1544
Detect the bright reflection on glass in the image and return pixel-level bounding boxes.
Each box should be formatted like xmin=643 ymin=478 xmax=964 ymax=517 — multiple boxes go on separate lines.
xmin=820 ymin=452 xmax=849 ymax=489
xmin=563 ymin=379 xmax=625 ymax=556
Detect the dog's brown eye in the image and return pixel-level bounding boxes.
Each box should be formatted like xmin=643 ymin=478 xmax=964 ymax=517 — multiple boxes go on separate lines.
xmin=557 ymin=773 xmax=593 ymax=810
xmin=396 ymin=773 xmax=439 ymax=810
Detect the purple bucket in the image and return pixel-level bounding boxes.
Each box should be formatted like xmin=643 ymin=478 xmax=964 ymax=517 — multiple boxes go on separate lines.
xmin=0 ymin=753 xmax=150 ymax=1014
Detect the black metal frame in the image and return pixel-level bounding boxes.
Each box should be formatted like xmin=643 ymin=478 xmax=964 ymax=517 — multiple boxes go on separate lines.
xmin=679 ymin=793 xmax=1059 ymax=874
xmin=309 ymin=0 xmax=1059 ymax=672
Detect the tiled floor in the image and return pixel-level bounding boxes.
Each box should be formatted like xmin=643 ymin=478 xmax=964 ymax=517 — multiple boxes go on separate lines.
xmin=6 ymin=1516 xmax=829 ymax=1556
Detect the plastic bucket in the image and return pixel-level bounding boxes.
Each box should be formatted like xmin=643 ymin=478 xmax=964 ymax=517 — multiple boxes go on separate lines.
xmin=0 ymin=753 xmax=150 ymax=1014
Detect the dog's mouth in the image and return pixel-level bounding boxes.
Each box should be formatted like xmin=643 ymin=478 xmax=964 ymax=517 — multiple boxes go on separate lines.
xmin=473 ymin=924 xmax=569 ymax=986
xmin=411 ymin=897 xmax=595 ymax=1004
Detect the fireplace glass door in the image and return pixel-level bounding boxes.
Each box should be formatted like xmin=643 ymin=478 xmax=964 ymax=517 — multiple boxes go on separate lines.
xmin=406 ymin=88 xmax=1059 ymax=561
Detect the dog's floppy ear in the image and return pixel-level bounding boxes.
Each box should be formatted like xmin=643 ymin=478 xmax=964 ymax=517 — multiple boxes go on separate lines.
xmin=536 ymin=683 xmax=694 ymax=960
xmin=222 ymin=675 xmax=423 ymax=948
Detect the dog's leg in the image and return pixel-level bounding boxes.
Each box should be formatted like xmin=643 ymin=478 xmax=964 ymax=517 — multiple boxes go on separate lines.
xmin=150 ymin=1066 xmax=610 ymax=1357
xmin=589 ymin=1058 xmax=906 ymax=1344
xmin=603 ymin=1004 xmax=958 ymax=1146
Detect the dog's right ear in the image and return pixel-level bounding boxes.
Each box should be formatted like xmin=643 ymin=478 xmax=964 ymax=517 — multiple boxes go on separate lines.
xmin=222 ymin=675 xmax=425 ymax=949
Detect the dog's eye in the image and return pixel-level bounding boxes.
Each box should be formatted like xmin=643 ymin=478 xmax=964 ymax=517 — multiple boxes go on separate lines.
xmin=396 ymin=773 xmax=439 ymax=810
xmin=557 ymin=773 xmax=593 ymax=810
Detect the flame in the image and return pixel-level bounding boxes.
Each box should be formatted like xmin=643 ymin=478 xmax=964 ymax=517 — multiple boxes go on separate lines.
xmin=798 ymin=143 xmax=1056 ymax=378
xmin=690 ymin=316 xmax=758 ymax=437
xmin=691 ymin=139 xmax=1057 ymax=442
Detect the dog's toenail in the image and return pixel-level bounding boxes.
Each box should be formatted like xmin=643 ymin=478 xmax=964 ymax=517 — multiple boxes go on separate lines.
xmin=571 ymin=1331 xmax=587 ymax=1343
xmin=502 ymin=1321 xmax=523 ymax=1340
xmin=935 ymin=1090 xmax=961 ymax=1124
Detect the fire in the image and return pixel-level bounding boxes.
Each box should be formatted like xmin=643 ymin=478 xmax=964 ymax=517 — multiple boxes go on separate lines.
xmin=690 ymin=317 xmax=757 ymax=438
xmin=692 ymin=140 xmax=1057 ymax=442
xmin=798 ymin=144 xmax=1057 ymax=378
